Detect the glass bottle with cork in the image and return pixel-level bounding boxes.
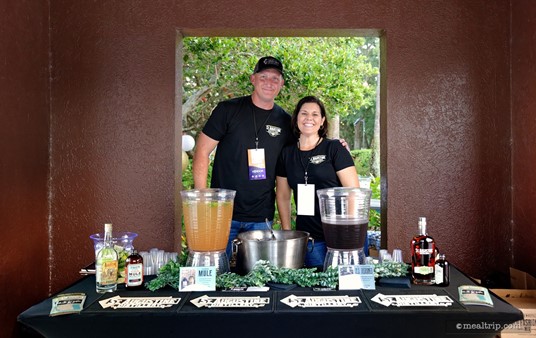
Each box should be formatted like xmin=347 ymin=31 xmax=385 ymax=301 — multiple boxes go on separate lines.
xmin=411 ymin=217 xmax=436 ymax=285
xmin=96 ymin=223 xmax=119 ymax=293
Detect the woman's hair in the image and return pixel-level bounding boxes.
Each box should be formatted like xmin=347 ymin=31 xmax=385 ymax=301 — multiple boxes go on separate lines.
xmin=291 ymin=95 xmax=329 ymax=139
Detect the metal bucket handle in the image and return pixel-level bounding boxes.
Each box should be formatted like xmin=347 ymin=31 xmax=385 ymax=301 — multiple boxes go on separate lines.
xmin=232 ymin=238 xmax=242 ymax=255
xmin=308 ymin=236 xmax=315 ymax=253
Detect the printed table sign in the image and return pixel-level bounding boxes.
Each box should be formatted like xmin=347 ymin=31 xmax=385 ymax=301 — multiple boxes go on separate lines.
xmin=190 ymin=295 xmax=270 ymax=308
xmin=338 ymin=265 xmax=376 ymax=290
xmin=99 ymin=296 xmax=181 ymax=309
xmin=280 ymin=295 xmax=362 ymax=308
xmin=371 ymin=293 xmax=454 ymax=307
xmin=49 ymin=293 xmax=86 ymax=316
xmin=179 ymin=266 xmax=216 ymax=292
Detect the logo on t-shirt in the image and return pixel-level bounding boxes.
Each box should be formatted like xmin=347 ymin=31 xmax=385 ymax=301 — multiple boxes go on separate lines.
xmin=309 ymin=155 xmax=326 ymax=164
xmin=265 ymin=125 xmax=282 ymax=137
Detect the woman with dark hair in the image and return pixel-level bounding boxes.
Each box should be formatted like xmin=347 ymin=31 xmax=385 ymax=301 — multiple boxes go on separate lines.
xmin=276 ymin=96 xmax=359 ymax=268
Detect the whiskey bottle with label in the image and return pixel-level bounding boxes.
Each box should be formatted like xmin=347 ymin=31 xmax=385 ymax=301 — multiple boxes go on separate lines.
xmin=411 ymin=217 xmax=436 ymax=285
xmin=96 ymin=223 xmax=119 ymax=293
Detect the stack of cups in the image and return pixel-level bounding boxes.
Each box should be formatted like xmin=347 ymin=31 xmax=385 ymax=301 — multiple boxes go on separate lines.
xmin=139 ymin=249 xmax=180 ymax=275
xmin=379 ymin=248 xmax=403 ymax=263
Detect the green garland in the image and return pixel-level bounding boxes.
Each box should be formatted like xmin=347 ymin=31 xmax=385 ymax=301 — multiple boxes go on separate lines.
xmin=373 ymin=261 xmax=410 ymax=279
xmin=146 ymin=259 xmax=410 ymax=291
xmin=216 ymin=261 xmax=340 ymax=289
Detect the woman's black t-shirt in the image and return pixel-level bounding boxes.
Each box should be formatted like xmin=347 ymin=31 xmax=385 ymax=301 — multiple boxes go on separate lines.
xmin=276 ymin=139 xmax=355 ymax=240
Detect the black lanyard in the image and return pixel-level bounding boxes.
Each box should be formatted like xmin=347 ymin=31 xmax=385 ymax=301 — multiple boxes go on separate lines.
xmin=252 ymin=105 xmax=273 ymax=149
xmin=298 ymin=138 xmax=322 ymax=185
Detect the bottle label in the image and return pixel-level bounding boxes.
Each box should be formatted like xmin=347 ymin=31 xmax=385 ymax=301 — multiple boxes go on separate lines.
xmin=414 ymin=266 xmax=434 ymax=275
xmin=97 ymin=260 xmax=118 ymax=285
xmin=435 ymin=265 xmax=444 ymax=284
xmin=416 ymin=248 xmax=434 ymax=254
xmin=126 ymin=263 xmax=143 ymax=286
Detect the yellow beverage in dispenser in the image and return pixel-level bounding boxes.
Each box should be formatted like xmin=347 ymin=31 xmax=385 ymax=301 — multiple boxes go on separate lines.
xmin=181 ymin=189 xmax=235 ymax=252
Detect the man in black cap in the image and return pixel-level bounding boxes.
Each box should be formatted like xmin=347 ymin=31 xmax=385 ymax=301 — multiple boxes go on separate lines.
xmin=193 ymin=56 xmax=294 ymax=260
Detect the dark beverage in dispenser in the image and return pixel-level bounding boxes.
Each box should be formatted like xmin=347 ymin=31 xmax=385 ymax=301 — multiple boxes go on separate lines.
xmin=322 ymin=220 xmax=368 ymax=249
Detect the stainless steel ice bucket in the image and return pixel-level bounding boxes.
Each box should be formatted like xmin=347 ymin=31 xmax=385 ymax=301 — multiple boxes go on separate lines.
xmin=232 ymin=230 xmax=313 ymax=274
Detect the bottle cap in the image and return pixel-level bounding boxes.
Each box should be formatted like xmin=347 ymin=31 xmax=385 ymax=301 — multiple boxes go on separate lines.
xmin=418 ymin=217 xmax=427 ymax=234
xmin=104 ymin=223 xmax=113 ymax=232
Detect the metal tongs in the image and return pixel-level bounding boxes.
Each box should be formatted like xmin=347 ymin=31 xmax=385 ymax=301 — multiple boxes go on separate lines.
xmin=266 ymin=218 xmax=277 ymax=240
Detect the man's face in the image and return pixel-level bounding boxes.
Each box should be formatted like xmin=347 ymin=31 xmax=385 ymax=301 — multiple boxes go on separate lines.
xmin=250 ymin=69 xmax=284 ymax=103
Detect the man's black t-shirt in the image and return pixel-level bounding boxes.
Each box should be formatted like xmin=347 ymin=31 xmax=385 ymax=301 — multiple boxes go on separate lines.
xmin=276 ymin=139 xmax=355 ymax=240
xmin=202 ymin=96 xmax=293 ymax=222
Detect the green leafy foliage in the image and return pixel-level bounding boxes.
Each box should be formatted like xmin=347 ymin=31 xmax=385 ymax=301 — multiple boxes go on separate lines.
xmin=146 ymin=259 xmax=182 ymax=291
xmin=146 ymin=259 xmax=408 ymax=292
xmin=182 ymin=37 xmax=379 ymax=143
xmin=216 ymin=261 xmax=340 ymax=289
xmin=373 ymin=262 xmax=410 ymax=279
xmin=368 ymin=176 xmax=381 ymax=230
xmin=351 ymin=149 xmax=372 ymax=176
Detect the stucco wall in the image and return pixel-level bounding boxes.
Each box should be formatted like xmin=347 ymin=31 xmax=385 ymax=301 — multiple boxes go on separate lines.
xmin=0 ymin=1 xmax=50 ymax=337
xmin=48 ymin=0 xmax=514 ymax=293
xmin=48 ymin=0 xmax=178 ymax=292
xmin=512 ymin=0 xmax=536 ymax=277
xmin=3 ymin=0 xmax=536 ymax=336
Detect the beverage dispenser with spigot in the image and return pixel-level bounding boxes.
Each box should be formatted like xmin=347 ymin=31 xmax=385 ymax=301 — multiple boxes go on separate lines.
xmin=181 ymin=189 xmax=236 ymax=274
xmin=317 ymin=187 xmax=372 ymax=271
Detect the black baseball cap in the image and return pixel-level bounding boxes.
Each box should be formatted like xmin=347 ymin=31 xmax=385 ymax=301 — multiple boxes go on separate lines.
xmin=253 ymin=56 xmax=284 ymax=75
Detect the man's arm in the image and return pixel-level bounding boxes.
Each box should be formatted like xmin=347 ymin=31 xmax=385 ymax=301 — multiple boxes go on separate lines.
xmin=192 ymin=132 xmax=219 ymax=189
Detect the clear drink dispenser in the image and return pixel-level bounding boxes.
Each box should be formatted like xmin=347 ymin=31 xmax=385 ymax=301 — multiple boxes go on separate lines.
xmin=180 ymin=188 xmax=236 ymax=274
xmin=316 ymin=187 xmax=372 ymax=270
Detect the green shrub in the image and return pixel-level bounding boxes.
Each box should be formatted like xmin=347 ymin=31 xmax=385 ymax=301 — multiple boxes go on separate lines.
xmin=351 ymin=149 xmax=372 ymax=176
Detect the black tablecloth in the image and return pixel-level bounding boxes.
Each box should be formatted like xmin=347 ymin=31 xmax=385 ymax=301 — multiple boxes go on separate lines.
xmin=17 ymin=266 xmax=523 ymax=338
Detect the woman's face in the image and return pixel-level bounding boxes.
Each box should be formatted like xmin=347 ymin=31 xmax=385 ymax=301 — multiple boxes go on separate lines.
xmin=297 ymin=102 xmax=325 ymax=137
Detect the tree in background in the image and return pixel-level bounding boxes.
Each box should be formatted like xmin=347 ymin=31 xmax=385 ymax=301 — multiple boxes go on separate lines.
xmin=182 ymin=37 xmax=379 ymax=159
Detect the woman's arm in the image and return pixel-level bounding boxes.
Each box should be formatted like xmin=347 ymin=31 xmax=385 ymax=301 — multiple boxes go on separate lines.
xmin=337 ymin=166 xmax=360 ymax=188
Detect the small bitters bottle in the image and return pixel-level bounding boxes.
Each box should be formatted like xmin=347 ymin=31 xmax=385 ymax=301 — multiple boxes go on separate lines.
xmin=434 ymin=253 xmax=450 ymax=287
xmin=125 ymin=249 xmax=144 ymax=290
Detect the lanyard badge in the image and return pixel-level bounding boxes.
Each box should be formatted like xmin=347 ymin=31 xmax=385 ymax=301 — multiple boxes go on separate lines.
xmin=297 ymin=183 xmax=315 ymax=216
xmin=249 ymin=102 xmax=273 ymax=181
xmin=296 ymin=138 xmax=322 ymax=216
xmin=248 ymin=148 xmax=266 ymax=180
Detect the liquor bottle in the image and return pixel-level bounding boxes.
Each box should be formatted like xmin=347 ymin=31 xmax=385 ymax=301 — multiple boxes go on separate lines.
xmin=411 ymin=217 xmax=436 ymax=285
xmin=434 ymin=253 xmax=450 ymax=287
xmin=95 ymin=223 xmax=119 ymax=293
xmin=125 ymin=249 xmax=144 ymax=290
